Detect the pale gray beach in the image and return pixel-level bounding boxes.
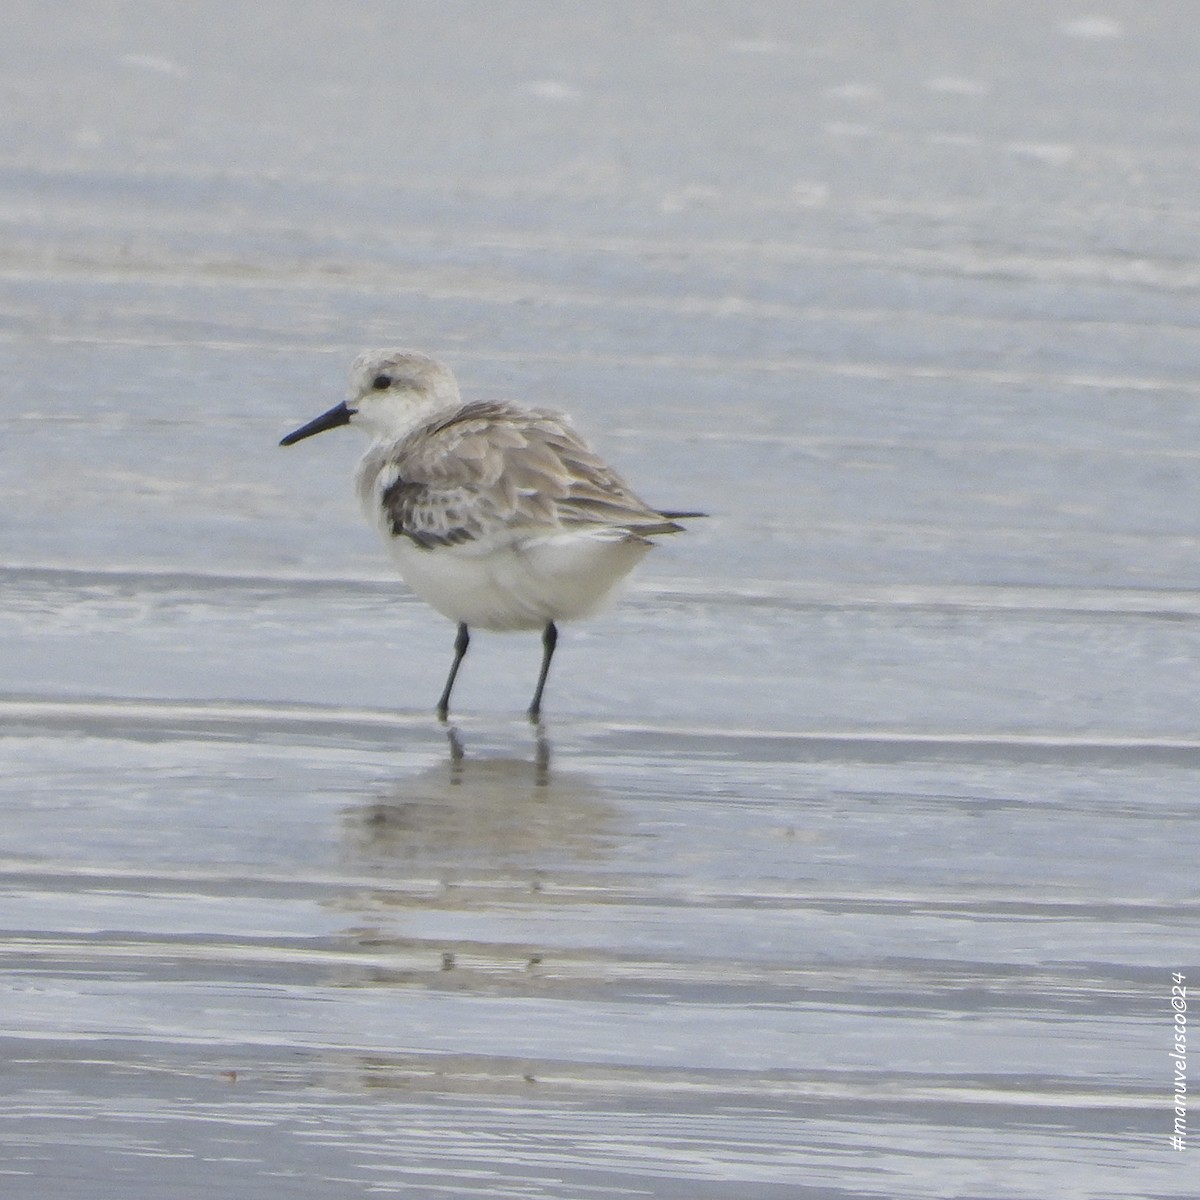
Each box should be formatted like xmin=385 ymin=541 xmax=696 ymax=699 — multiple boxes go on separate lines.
xmin=1 ymin=3 xmax=1197 ymax=1197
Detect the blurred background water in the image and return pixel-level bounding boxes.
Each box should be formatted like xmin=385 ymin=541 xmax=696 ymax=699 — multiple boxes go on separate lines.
xmin=0 ymin=3 xmax=1197 ymax=1197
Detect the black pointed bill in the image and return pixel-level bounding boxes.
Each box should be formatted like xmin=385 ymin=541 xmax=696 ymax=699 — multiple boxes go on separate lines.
xmin=279 ymin=401 xmax=354 ymax=446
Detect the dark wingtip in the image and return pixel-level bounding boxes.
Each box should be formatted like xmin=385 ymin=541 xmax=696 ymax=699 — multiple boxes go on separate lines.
xmin=626 ymin=510 xmax=707 ymax=536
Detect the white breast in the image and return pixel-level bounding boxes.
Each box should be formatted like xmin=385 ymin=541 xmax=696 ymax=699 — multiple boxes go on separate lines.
xmin=383 ymin=528 xmax=651 ymax=631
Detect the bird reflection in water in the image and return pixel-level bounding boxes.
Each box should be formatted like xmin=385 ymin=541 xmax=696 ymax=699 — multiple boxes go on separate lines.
xmin=444 ymin=721 xmax=550 ymax=787
xmin=340 ymin=723 xmax=614 ymax=874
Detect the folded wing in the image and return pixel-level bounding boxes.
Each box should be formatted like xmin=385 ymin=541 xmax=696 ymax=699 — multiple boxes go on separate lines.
xmin=375 ymin=402 xmax=692 ymax=549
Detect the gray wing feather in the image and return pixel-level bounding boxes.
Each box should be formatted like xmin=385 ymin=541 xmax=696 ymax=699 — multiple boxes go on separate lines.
xmin=376 ymin=402 xmax=687 ymax=549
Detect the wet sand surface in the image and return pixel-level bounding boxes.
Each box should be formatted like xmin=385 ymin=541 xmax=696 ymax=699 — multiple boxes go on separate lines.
xmin=1 ymin=4 xmax=1198 ymax=1197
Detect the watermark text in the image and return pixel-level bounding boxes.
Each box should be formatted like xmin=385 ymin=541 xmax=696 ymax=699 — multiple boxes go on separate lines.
xmin=1170 ymin=972 xmax=1187 ymax=1150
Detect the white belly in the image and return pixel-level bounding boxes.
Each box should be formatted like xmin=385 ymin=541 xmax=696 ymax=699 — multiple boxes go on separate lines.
xmin=384 ymin=529 xmax=652 ymax=630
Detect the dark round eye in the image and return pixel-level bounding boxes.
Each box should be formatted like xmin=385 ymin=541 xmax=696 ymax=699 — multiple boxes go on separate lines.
xmin=371 ymin=374 xmax=392 ymax=390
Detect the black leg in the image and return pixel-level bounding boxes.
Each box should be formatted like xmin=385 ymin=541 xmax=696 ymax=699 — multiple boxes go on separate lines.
xmin=527 ymin=621 xmax=558 ymax=721
xmin=436 ymin=623 xmax=470 ymax=720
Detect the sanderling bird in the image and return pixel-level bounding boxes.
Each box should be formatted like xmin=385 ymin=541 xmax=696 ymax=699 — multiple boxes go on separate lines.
xmin=280 ymin=350 xmax=702 ymax=720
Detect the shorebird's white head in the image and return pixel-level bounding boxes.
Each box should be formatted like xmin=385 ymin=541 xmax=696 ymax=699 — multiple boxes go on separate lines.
xmin=280 ymin=349 xmax=462 ymax=447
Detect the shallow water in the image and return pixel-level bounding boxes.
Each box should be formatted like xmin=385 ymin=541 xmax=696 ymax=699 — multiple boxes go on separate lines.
xmin=2 ymin=3 xmax=1199 ymax=1197
xmin=2 ymin=700 xmax=1194 ymax=1198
